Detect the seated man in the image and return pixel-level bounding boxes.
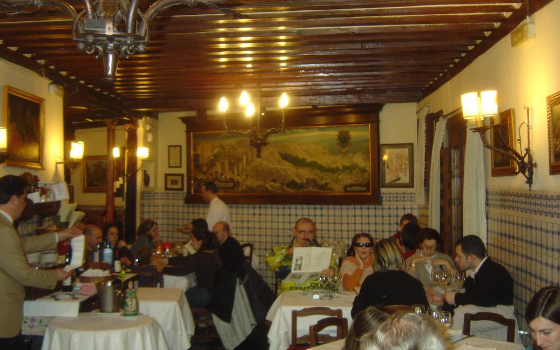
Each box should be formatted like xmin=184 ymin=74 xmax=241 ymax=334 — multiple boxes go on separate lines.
xmin=84 ymin=224 xmax=103 ymax=263
xmin=212 ymin=221 xmax=245 ymax=268
xmin=266 ymin=218 xmax=336 ymax=294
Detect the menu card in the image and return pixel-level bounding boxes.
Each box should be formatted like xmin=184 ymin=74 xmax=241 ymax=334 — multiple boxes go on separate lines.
xmin=283 ymin=247 xmax=332 ymax=284
xmin=64 ymin=235 xmax=85 ymax=272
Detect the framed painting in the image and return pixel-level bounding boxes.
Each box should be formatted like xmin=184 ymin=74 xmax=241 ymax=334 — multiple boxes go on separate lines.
xmin=3 ymin=85 xmax=44 ymax=169
xmin=82 ymin=155 xmax=107 ymax=192
xmin=181 ymin=105 xmax=382 ymax=204
xmin=380 ymin=143 xmax=414 ymax=188
xmin=547 ymin=92 xmax=560 ymax=175
xmin=168 ymin=145 xmax=182 ymax=168
xmin=491 ymin=108 xmax=517 ymax=176
xmin=165 ymin=173 xmax=184 ymax=191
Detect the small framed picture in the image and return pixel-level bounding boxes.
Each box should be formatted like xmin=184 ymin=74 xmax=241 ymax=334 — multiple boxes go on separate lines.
xmin=547 ymin=91 xmax=560 ymax=175
xmin=380 ymin=143 xmax=414 ymax=188
xmin=491 ymin=108 xmax=517 ymax=177
xmin=165 ymin=173 xmax=184 ymax=191
xmin=168 ymin=145 xmax=182 ymax=168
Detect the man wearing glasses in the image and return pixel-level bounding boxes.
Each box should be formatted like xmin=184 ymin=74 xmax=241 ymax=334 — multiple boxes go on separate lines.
xmin=266 ymin=218 xmax=336 ymax=294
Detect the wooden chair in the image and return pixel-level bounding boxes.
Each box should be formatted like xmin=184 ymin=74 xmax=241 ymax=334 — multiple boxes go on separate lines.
xmin=463 ymin=312 xmax=516 ymax=343
xmin=129 ymin=265 xmax=164 ymax=288
xmin=191 ymin=306 xmax=221 ymax=343
xmin=291 ymin=307 xmax=343 ymax=348
xmin=241 ymin=243 xmax=254 ymax=265
xmin=309 ymin=316 xmax=348 ymax=347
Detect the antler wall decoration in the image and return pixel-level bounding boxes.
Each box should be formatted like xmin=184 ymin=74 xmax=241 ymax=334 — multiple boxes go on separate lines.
xmin=0 ymin=0 xmax=243 ymax=82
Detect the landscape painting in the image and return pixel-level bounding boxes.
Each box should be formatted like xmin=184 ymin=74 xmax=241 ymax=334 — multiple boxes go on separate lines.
xmin=192 ymin=125 xmax=371 ymax=195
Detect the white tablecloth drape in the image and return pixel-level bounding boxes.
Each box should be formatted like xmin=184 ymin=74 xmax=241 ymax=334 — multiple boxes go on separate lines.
xmin=137 ymin=287 xmax=195 ymax=350
xmin=163 ymin=273 xmax=196 ymax=292
xmin=42 ymin=314 xmax=169 ymax=350
xmin=266 ymin=291 xmax=355 ymax=350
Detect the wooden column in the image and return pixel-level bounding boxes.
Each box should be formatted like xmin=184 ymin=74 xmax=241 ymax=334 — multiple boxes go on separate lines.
xmin=104 ymin=119 xmax=117 ymax=224
xmin=124 ymin=123 xmax=138 ymax=243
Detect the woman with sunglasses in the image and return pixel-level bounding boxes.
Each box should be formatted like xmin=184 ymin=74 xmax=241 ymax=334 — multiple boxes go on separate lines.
xmin=405 ymin=228 xmax=456 ymax=287
xmin=340 ymin=233 xmax=375 ymax=291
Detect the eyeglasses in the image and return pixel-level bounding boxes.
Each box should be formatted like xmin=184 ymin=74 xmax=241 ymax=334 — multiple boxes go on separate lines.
xmin=297 ymin=230 xmax=315 ymax=235
xmin=354 ymin=243 xmax=373 ymax=248
xmin=421 ymin=245 xmax=437 ymax=251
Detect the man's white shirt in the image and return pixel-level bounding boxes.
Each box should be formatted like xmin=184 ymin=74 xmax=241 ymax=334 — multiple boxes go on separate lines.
xmin=206 ymin=196 xmax=230 ymax=229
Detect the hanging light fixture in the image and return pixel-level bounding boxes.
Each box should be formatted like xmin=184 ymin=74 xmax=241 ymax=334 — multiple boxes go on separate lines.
xmin=219 ymin=83 xmax=289 ymax=158
xmin=112 ymin=145 xmax=149 ymax=185
xmin=2 ymin=0 xmax=242 ymax=82
xmin=461 ymin=90 xmax=536 ymax=189
xmin=55 ymin=141 xmax=85 ymax=172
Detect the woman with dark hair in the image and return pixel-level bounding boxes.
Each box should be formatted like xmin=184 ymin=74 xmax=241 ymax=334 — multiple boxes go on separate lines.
xmin=102 ymin=223 xmax=134 ymax=266
xmin=400 ymin=222 xmax=421 ymax=260
xmin=351 ymin=239 xmax=428 ymax=318
xmin=340 ymin=233 xmax=374 ymax=291
xmin=344 ymin=307 xmax=388 ymax=350
xmin=405 ymin=228 xmax=456 ymax=287
xmin=160 ymin=228 xmax=222 ymax=307
xmin=130 ymin=219 xmax=160 ymax=258
xmin=525 ymin=286 xmax=560 ymax=350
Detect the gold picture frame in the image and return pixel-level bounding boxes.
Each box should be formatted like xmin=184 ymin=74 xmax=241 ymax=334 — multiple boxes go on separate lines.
xmin=547 ymin=91 xmax=560 ymax=175
xmin=491 ymin=108 xmax=517 ymax=177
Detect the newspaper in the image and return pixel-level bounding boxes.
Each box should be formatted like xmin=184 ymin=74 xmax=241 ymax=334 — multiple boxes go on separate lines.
xmin=283 ymin=247 xmax=332 ymax=284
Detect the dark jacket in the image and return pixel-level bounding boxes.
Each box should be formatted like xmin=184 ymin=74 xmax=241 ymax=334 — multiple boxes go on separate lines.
xmin=351 ymin=270 xmax=429 ymax=318
xmin=455 ymin=257 xmax=513 ymax=307
xmin=219 ymin=236 xmax=245 ymax=268
xmin=163 ymin=250 xmax=222 ymax=293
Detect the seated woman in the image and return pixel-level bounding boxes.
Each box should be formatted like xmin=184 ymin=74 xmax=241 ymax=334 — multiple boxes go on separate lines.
xmin=130 ymin=220 xmax=160 ymax=259
xmin=525 ymin=286 xmax=560 ymax=350
xmin=340 ymin=233 xmax=374 ymax=291
xmin=345 ymin=307 xmax=388 ymax=350
xmin=160 ymin=228 xmax=222 ymax=307
xmin=102 ymin=223 xmax=134 ymax=266
xmin=405 ymin=228 xmax=456 ymax=287
xmin=400 ymin=222 xmax=421 ymax=260
xmin=351 ymin=239 xmax=429 ymax=318
xmin=132 ymin=247 xmax=163 ymax=287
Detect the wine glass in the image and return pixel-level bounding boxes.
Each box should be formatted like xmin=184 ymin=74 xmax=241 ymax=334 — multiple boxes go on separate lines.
xmin=412 ymin=304 xmax=426 ymax=315
xmin=451 ymin=271 xmax=465 ymax=290
xmin=331 ymin=275 xmax=342 ymax=296
xmin=441 ymin=270 xmax=452 ymax=290
xmin=428 ymin=305 xmax=441 ymax=320
xmin=431 ymin=270 xmax=443 ymax=288
xmin=440 ymin=311 xmax=453 ymax=328
xmin=318 ymin=275 xmax=328 ymax=293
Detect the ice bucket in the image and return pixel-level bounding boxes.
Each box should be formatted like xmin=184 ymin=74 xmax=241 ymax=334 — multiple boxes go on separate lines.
xmin=96 ymin=280 xmax=121 ymax=313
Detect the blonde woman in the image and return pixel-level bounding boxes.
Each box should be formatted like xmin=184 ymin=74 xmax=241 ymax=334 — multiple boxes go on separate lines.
xmin=351 ymin=239 xmax=428 ymax=318
xmin=340 ymin=233 xmax=374 ymax=291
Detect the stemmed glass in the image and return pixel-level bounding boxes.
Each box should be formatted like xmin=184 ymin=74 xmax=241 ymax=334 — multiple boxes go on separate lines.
xmin=318 ymin=275 xmax=329 ymax=294
xmin=451 ymin=271 xmax=465 ymax=290
xmin=431 ymin=270 xmax=444 ymax=288
xmin=440 ymin=311 xmax=453 ymax=328
xmin=441 ymin=270 xmax=452 ymax=290
xmin=331 ymin=275 xmax=342 ymax=297
xmin=428 ymin=305 xmax=442 ymax=320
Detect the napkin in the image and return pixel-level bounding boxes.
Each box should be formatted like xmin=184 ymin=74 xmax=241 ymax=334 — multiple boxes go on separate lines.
xmin=64 ymin=235 xmax=85 ymax=272
xmin=454 ymin=344 xmax=496 ymax=350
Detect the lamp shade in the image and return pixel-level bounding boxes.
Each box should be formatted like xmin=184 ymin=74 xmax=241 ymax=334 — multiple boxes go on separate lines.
xmin=69 ymin=141 xmax=84 ymax=159
xmin=461 ymin=92 xmax=479 ymax=120
xmin=218 ymin=97 xmax=228 ymax=113
xmin=113 ymin=147 xmax=120 ymax=158
xmin=0 ymin=127 xmax=6 ymax=149
xmin=137 ymin=146 xmax=149 ymax=159
xmin=480 ymin=90 xmax=498 ymax=117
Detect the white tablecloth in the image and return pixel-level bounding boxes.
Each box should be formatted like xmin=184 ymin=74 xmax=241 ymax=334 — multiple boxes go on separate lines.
xmin=266 ymin=291 xmax=355 ymax=350
xmin=163 ymin=273 xmax=196 ymax=292
xmin=308 ymin=337 xmax=524 ymax=350
xmin=41 ymin=314 xmax=169 ymax=350
xmin=137 ymin=287 xmax=194 ymax=350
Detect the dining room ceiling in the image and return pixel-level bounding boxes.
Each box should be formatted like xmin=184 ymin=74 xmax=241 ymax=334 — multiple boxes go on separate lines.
xmin=0 ymin=0 xmax=552 ymax=129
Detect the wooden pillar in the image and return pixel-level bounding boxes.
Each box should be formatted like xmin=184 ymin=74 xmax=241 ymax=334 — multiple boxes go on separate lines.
xmin=124 ymin=123 xmax=138 ymax=244
xmin=104 ymin=119 xmax=117 ymax=224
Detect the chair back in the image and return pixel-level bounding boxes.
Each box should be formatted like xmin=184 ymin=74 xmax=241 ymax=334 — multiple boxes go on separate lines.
xmin=463 ymin=312 xmax=516 ymax=343
xmin=309 ymin=316 xmax=348 ymax=347
xmin=130 ymin=265 xmax=163 ymax=288
xmin=291 ymin=307 xmax=342 ymax=347
xmin=241 ymin=243 xmax=254 ymax=265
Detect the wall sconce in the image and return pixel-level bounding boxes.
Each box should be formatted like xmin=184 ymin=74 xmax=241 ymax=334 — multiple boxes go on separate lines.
xmin=0 ymin=127 xmax=9 ymax=164
xmin=56 ymin=141 xmax=84 ymax=172
xmin=113 ymin=146 xmax=149 ymax=183
xmin=461 ymin=91 xmax=536 ymax=189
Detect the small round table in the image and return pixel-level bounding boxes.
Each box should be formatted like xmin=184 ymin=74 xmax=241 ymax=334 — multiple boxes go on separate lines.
xmin=42 ymin=313 xmax=169 ymax=350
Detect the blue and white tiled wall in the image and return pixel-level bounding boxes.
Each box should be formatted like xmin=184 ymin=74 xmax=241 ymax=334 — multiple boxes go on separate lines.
xmin=141 ymin=190 xmax=418 ymax=286
xmin=487 ymin=189 xmax=560 ymax=337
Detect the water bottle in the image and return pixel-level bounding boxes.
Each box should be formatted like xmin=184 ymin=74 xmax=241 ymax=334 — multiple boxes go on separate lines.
xmin=102 ymin=242 xmax=113 ymax=264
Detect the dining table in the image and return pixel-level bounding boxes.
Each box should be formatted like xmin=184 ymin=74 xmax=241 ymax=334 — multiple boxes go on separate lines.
xmin=41 ymin=313 xmax=169 ymax=350
xmin=163 ymin=273 xmax=196 ymax=292
xmin=266 ymin=290 xmax=355 ymax=350
xmin=307 ymin=336 xmax=525 ymax=350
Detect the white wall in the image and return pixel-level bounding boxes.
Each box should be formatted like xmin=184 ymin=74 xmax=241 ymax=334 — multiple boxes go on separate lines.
xmin=0 ymin=59 xmax=64 ymax=182
xmin=420 ymin=0 xmax=560 ymax=191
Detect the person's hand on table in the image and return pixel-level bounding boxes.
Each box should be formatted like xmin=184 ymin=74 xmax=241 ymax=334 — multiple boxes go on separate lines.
xmin=427 ymin=291 xmax=445 ymax=306
xmin=55 ymin=268 xmax=72 ymax=281
xmin=56 ymin=227 xmax=82 ymax=241
xmin=444 ymin=291 xmax=456 ymax=305
xmin=410 ymin=256 xmax=431 ymax=266
xmin=321 ymin=268 xmax=335 ymax=278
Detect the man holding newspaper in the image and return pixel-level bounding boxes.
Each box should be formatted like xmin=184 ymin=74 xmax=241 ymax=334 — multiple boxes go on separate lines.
xmin=266 ymin=218 xmax=337 ymax=295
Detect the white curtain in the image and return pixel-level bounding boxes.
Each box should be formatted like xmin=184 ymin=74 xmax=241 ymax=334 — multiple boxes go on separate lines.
xmin=428 ymin=118 xmax=448 ymax=229
xmin=416 ymin=105 xmax=429 ymax=205
xmin=463 ymin=122 xmax=487 ymax=243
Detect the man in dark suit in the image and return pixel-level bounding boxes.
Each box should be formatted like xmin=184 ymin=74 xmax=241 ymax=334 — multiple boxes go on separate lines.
xmin=212 ymin=221 xmax=245 ymax=268
xmin=443 ymin=235 xmax=513 ymax=307
xmin=0 ymin=175 xmax=81 ymax=350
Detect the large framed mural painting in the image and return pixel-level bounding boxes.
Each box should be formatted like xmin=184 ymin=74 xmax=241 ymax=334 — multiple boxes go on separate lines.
xmin=182 ymin=105 xmax=382 ymax=204
xmin=82 ymin=156 xmax=107 ymax=193
xmin=3 ymin=86 xmax=44 ymax=169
